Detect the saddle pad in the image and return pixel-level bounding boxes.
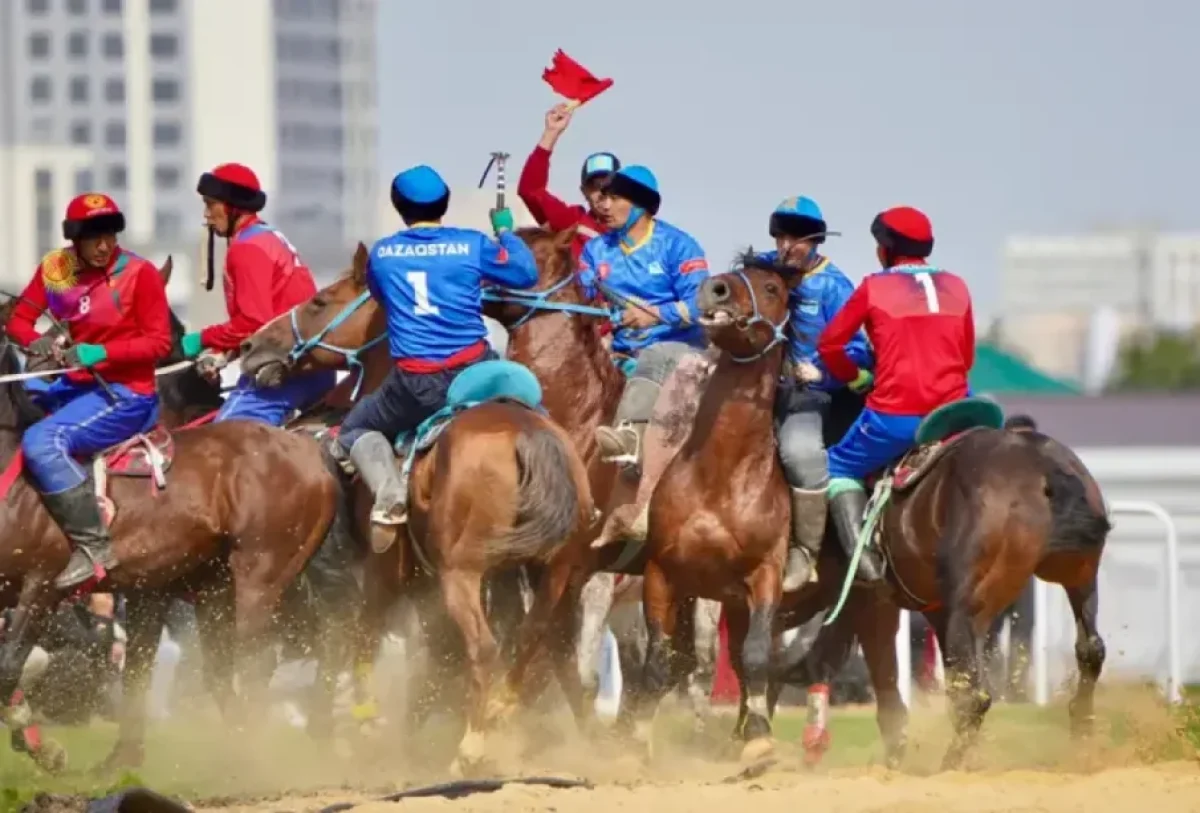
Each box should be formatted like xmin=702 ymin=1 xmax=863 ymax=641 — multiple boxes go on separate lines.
xmin=103 ymin=426 xmax=175 ymax=477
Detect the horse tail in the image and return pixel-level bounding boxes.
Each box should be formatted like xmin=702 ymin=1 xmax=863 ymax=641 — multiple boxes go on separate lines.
xmin=488 ymin=424 xmax=585 ymax=566
xmin=1038 ymin=437 xmax=1111 ymax=552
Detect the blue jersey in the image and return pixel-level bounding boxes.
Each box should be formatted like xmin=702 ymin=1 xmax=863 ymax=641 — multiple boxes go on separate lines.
xmin=759 ymin=253 xmax=873 ymax=392
xmin=578 ymin=220 xmax=710 ymax=355
xmin=368 ymin=226 xmax=538 ymax=362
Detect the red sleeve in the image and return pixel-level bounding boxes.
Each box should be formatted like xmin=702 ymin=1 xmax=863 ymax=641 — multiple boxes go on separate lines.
xmin=963 ymin=292 xmax=976 ymax=370
xmin=516 ymin=146 xmax=588 ymax=232
xmin=5 ymin=271 xmax=49 ymax=347
xmin=104 ymin=263 xmax=173 ymax=363
xmin=818 ymin=281 xmax=870 ymax=382
xmin=199 ymin=243 xmax=278 ymax=352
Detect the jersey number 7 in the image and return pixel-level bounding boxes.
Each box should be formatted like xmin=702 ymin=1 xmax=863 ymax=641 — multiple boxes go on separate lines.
xmin=406 ymin=271 xmax=440 ymax=316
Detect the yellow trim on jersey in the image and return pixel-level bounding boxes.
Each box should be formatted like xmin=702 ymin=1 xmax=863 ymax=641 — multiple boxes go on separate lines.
xmin=620 ymin=219 xmax=656 ymax=255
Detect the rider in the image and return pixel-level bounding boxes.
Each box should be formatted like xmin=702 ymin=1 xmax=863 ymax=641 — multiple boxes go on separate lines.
xmin=818 ymin=206 xmax=975 ymax=585
xmin=6 ymin=193 xmax=172 ymax=590
xmin=760 ymin=196 xmax=873 ymax=591
xmin=581 ymin=165 xmax=711 ymax=467
xmin=517 ymin=102 xmax=619 ymax=259
xmin=325 ymin=164 xmax=539 ymax=525
xmin=182 ymin=163 xmax=335 ymax=425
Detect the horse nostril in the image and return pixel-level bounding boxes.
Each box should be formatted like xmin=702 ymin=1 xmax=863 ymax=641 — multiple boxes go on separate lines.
xmin=239 ymin=339 xmax=255 ymax=357
xmin=709 ymin=281 xmax=730 ymax=301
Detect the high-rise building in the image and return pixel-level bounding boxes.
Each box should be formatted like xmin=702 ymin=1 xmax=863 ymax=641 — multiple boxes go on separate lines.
xmin=0 ymin=0 xmax=378 ymax=319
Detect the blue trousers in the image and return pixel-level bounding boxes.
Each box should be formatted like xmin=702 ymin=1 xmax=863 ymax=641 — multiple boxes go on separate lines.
xmin=826 ymin=407 xmax=924 ymax=484
xmin=215 ymin=371 xmax=337 ymax=426
xmin=23 ymin=380 xmax=159 ymax=494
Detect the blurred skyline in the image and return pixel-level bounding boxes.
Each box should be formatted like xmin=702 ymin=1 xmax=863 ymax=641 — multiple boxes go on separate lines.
xmin=377 ymin=0 xmax=1200 ymax=323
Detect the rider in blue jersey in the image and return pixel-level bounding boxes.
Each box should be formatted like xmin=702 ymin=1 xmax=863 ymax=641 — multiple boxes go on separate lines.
xmin=761 ymin=196 xmax=873 ymax=590
xmin=326 ymin=165 xmax=539 ymax=525
xmin=578 ymin=165 xmax=711 ymax=469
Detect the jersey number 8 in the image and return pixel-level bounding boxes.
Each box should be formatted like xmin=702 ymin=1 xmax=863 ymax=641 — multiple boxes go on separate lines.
xmin=406 ymin=271 xmax=440 ymax=316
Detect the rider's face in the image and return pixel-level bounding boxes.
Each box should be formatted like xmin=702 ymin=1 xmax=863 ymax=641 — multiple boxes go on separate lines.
xmin=775 ymin=235 xmax=816 ymax=269
xmin=202 ymin=197 xmax=231 ymax=237
xmin=75 ymin=234 xmax=117 ymax=268
xmin=581 ymin=176 xmax=607 ymax=211
xmin=596 ymin=191 xmax=634 ymax=229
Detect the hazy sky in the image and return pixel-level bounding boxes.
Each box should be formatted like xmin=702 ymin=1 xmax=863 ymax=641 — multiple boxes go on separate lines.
xmin=377 ymin=0 xmax=1200 ymax=323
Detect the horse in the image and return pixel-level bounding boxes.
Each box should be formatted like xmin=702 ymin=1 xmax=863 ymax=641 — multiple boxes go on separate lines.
xmin=238 ymin=242 xmax=596 ymax=772
xmin=618 ymin=255 xmax=909 ymax=767
xmin=0 ymin=299 xmax=349 ymax=773
xmin=864 ymin=395 xmax=1110 ymax=768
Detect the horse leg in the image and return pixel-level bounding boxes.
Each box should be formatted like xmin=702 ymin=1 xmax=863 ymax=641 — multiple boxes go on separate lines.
xmin=102 ymin=589 xmax=169 ymax=772
xmin=851 ymin=588 xmax=908 ymax=769
xmin=626 ymin=559 xmax=680 ymax=762
xmin=936 ymin=599 xmax=992 ymax=771
xmin=686 ymin=599 xmax=720 ymax=736
xmin=779 ymin=609 xmax=854 ymax=766
xmin=351 ymin=545 xmax=400 ymax=731
xmin=734 ymin=563 xmax=781 ymax=764
xmin=1065 ymin=577 xmax=1105 ymax=738
xmin=193 ymin=583 xmax=236 ymax=717
xmin=610 ymin=594 xmax=647 ymax=735
xmin=575 ymin=572 xmax=617 ymax=719
xmin=440 ymin=567 xmax=497 ymax=775
xmin=0 ymin=581 xmax=64 ymax=773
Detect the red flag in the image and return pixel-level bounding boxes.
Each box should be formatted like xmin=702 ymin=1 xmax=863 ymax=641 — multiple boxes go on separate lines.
xmin=542 ymin=49 xmax=613 ymax=106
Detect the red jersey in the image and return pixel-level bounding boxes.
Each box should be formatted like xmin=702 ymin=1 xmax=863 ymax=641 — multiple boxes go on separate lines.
xmin=7 ymin=248 xmax=172 ymax=395
xmin=200 ymin=218 xmax=319 ymax=352
xmin=517 ymin=146 xmax=607 ymax=260
xmin=818 ymin=265 xmax=974 ymax=416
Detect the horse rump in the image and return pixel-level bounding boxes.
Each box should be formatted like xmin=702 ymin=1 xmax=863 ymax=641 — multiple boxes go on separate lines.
xmin=1038 ymin=438 xmax=1111 ymax=552
xmin=487 ymin=423 xmax=587 ymax=566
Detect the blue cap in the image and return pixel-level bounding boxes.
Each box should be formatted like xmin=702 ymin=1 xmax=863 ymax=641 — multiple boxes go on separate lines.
xmin=392 ymin=165 xmax=449 ymax=204
xmin=773 ymin=196 xmax=824 ymax=221
xmin=581 ymin=152 xmax=620 ymax=182
xmin=616 ymin=165 xmax=659 ymax=193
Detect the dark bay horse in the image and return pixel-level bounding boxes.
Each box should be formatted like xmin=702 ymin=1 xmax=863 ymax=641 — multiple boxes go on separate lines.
xmin=619 ymin=256 xmax=908 ymax=767
xmin=239 ymin=243 xmax=596 ymax=772
xmin=0 ymin=306 xmax=346 ymax=772
xmin=865 ymin=398 xmax=1110 ymax=768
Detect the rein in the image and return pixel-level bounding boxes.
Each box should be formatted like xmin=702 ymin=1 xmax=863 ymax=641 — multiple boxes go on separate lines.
xmin=283 ymin=290 xmax=385 ymax=401
xmin=482 ymin=275 xmax=616 ymax=329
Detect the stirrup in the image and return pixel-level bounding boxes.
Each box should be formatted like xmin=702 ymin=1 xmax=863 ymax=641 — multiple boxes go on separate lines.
xmin=370 ymin=501 xmax=407 ymax=526
xmin=597 ymin=424 xmax=640 ymax=466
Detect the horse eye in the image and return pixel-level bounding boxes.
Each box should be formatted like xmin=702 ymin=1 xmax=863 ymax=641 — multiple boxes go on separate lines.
xmin=309 ymin=297 xmax=327 ymax=311
xmin=765 ymin=283 xmax=780 ymax=296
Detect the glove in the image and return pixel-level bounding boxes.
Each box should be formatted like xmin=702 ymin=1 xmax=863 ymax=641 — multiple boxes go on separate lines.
xmin=63 ymin=343 xmax=108 ymax=368
xmin=793 ymin=361 xmax=823 ymax=384
xmin=181 ymin=332 xmax=204 ymax=359
xmin=489 ymin=207 xmax=515 ymax=235
xmin=848 ymin=369 xmax=875 ymax=394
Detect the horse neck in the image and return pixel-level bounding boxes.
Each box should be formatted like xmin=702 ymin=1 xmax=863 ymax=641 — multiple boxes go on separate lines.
xmin=688 ymin=346 xmax=782 ymax=468
xmin=508 ymin=310 xmax=623 ymax=435
xmin=0 ymin=384 xmax=29 ymax=467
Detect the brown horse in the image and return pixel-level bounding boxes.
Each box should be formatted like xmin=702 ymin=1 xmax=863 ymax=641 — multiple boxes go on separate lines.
xmin=617 ymin=256 xmax=908 ymax=766
xmin=0 ymin=304 xmax=346 ymax=772
xmin=863 ymin=396 xmax=1110 ymax=768
xmin=239 ymin=242 xmax=596 ymax=772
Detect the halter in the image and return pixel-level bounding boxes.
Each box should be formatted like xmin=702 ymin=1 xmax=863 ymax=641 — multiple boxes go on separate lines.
xmin=481 ymin=275 xmax=617 ymax=329
xmin=722 ymin=269 xmax=790 ymax=364
xmin=284 ymin=290 xmax=386 ymax=401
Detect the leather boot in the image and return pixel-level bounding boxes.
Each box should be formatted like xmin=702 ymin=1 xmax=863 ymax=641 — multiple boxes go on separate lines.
xmin=348 ymin=432 xmax=408 ymax=526
xmin=44 ymin=478 xmax=118 ymax=591
xmin=782 ymin=487 xmax=826 ymax=592
xmin=828 ymin=487 xmax=886 ymax=585
xmin=595 ymin=376 xmax=660 ymax=467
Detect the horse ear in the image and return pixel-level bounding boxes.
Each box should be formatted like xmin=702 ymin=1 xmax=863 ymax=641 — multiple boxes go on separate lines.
xmin=352 ymin=242 xmax=370 ymax=286
xmin=159 ymin=255 xmax=174 ymax=285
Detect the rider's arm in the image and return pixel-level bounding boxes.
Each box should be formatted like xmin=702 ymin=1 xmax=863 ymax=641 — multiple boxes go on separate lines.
xmin=661 ymin=234 xmax=709 ymax=328
xmin=817 ymin=280 xmax=871 ymax=385
xmin=963 ymin=295 xmax=977 ymax=371
xmin=820 ymin=275 xmax=874 ymax=370
xmin=103 ymin=263 xmax=173 ymax=363
xmin=199 ymin=242 xmax=278 ymax=353
xmin=517 ymin=146 xmax=587 ymax=232
xmin=5 ymin=267 xmax=49 ymax=346
xmin=478 ymin=231 xmax=539 ymax=290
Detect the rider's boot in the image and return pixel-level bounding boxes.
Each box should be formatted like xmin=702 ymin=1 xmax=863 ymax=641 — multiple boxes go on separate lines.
xmin=45 ymin=476 xmax=118 ymax=591
xmin=828 ymin=486 xmax=886 ymax=585
xmin=782 ymin=487 xmax=826 ymax=592
xmin=347 ymin=432 xmax=408 ymax=526
xmin=595 ymin=377 xmax=660 ymax=467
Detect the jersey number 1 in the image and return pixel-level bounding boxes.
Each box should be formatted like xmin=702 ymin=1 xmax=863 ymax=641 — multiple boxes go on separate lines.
xmin=915 ymin=273 xmax=940 ymax=313
xmin=406 ymin=271 xmax=440 ymax=316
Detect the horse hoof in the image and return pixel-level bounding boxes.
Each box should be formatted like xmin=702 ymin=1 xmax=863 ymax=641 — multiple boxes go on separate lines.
xmin=32 ymin=739 xmax=68 ymax=774
xmin=802 ymin=724 xmax=831 ymax=766
xmin=740 ymin=736 xmax=774 ymax=765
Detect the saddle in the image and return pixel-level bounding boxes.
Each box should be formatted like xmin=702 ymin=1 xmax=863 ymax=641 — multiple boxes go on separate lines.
xmin=92 ymin=426 xmax=176 ymax=526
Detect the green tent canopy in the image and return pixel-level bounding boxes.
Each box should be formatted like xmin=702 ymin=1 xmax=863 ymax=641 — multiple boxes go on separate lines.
xmin=969 ymin=343 xmax=1081 ymax=395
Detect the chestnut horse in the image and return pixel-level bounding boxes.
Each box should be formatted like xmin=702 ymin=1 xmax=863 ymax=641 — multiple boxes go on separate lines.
xmin=0 ymin=311 xmax=347 ymax=772
xmin=239 ymin=242 xmax=596 ymax=772
xmin=620 ymin=256 xmax=908 ymax=767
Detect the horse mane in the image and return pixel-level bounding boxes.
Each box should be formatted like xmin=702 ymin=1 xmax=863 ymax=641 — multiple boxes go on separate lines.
xmin=732 ymin=247 xmax=787 ymax=274
xmin=0 ymin=341 xmax=47 ymax=430
xmin=158 ymin=305 xmax=224 ymax=416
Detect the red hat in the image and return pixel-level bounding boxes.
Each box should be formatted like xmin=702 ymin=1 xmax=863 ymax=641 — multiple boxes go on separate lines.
xmin=62 ymin=193 xmax=126 ymax=241
xmin=871 ymin=206 xmax=934 ymax=258
xmin=196 ymin=163 xmax=267 ymax=212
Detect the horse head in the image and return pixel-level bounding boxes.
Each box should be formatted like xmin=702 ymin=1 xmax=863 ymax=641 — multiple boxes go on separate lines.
xmin=483 ymin=226 xmax=580 ymax=328
xmin=240 ymin=242 xmax=384 ymax=388
xmin=697 ymin=253 xmax=791 ymax=362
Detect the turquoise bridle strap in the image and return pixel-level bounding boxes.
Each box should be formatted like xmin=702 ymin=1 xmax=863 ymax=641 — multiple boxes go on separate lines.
xmin=725 ymin=269 xmax=790 ymax=364
xmin=285 ymin=290 xmax=386 ymax=401
xmin=482 ymin=274 xmax=618 ymax=328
